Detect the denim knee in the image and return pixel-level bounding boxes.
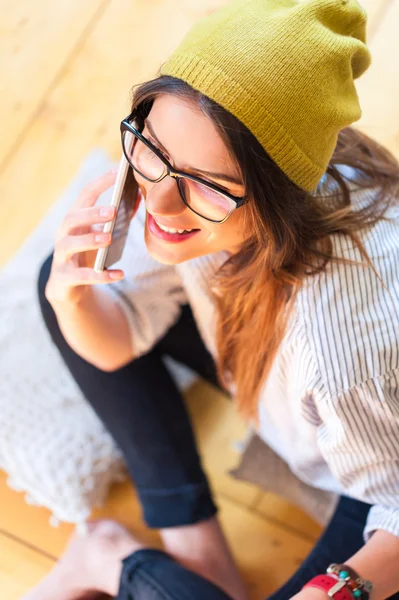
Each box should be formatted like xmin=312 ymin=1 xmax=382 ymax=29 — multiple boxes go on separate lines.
xmin=118 ymin=549 xmax=232 ymax=600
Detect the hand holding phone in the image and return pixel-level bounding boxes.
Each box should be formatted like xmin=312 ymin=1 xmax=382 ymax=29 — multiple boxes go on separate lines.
xmin=44 ymin=170 xmax=127 ymax=307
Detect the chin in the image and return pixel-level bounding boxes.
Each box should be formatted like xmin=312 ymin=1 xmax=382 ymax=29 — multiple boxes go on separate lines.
xmin=144 ymin=239 xmax=186 ymax=265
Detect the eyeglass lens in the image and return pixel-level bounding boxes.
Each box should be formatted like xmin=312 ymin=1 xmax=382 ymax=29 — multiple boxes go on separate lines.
xmin=122 ymin=130 xmax=232 ymax=222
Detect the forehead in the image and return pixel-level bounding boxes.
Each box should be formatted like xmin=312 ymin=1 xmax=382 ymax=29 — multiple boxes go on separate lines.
xmin=147 ymin=94 xmax=237 ymax=174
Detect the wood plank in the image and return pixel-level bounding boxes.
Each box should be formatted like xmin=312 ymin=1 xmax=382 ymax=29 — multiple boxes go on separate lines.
xmin=254 ymin=492 xmax=323 ymax=542
xmin=0 ymin=532 xmax=54 ymax=600
xmin=0 ymin=471 xmax=74 ymax=557
xmin=0 ymin=471 xmax=161 ymax=558
xmin=0 ymin=469 xmax=313 ymax=600
xmin=186 ymin=381 xmax=261 ymax=507
xmin=0 ymin=0 xmax=106 ymax=168
xmin=355 ymin=0 xmax=399 ymax=158
xmin=360 ymin=0 xmax=393 ymax=40
xmin=1 ymin=491 xmax=313 ymax=600
xmin=218 ymin=494 xmax=314 ymax=599
xmin=0 ymin=0 xmax=229 ymax=267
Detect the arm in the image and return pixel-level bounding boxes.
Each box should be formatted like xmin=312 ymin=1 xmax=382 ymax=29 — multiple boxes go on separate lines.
xmin=291 ymin=529 xmax=399 ymax=600
xmin=55 ymin=200 xmax=188 ymax=371
xmin=52 ymin=285 xmax=135 ymax=371
xmin=345 ymin=529 xmax=399 ymax=600
xmin=293 ymin=369 xmax=399 ymax=600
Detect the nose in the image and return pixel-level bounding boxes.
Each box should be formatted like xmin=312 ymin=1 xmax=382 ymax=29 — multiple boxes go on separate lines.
xmin=143 ymin=176 xmax=187 ymax=217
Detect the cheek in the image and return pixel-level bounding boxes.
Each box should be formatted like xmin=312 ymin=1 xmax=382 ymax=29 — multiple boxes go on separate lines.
xmin=224 ymin=211 xmax=247 ymax=242
xmin=200 ymin=217 xmax=245 ymax=252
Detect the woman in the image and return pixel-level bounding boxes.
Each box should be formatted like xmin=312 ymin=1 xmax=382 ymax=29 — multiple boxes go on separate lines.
xmin=27 ymin=0 xmax=399 ymax=599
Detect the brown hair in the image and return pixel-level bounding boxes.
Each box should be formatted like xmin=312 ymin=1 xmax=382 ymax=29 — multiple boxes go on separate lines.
xmin=124 ymin=75 xmax=399 ymax=419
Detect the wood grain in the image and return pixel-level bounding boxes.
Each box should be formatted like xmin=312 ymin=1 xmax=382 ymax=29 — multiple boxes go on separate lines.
xmin=0 ymin=0 xmax=107 ymax=168
xmin=186 ymin=381 xmax=261 ymax=507
xmin=254 ymin=492 xmax=323 ymax=542
xmin=0 ymin=531 xmax=54 ymax=600
xmin=218 ymin=494 xmax=314 ymax=599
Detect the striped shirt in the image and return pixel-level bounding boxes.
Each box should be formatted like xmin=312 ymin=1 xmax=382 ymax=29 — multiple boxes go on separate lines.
xmin=105 ymin=165 xmax=399 ymax=543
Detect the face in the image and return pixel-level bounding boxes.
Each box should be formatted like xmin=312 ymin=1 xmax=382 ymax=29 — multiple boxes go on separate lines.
xmin=134 ymin=94 xmax=249 ymax=264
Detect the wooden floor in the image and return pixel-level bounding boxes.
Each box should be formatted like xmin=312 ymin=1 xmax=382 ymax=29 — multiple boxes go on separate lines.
xmin=1 ymin=0 xmax=398 ymax=598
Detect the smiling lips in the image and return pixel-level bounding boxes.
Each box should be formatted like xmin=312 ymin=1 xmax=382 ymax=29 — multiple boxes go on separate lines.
xmin=147 ymin=212 xmax=201 ymax=243
xmin=154 ymin=217 xmax=196 ymax=234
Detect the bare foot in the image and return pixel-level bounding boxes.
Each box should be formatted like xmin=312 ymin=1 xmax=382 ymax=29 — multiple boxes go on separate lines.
xmin=21 ymin=520 xmax=145 ymax=600
xmin=162 ymin=517 xmax=249 ymax=600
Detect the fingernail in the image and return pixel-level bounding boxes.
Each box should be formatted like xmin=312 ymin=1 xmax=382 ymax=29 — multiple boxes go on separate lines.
xmin=109 ymin=271 xmax=123 ymax=279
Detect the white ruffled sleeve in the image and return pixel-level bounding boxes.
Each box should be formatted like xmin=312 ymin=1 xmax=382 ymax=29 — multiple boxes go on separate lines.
xmin=317 ymin=368 xmax=399 ymax=543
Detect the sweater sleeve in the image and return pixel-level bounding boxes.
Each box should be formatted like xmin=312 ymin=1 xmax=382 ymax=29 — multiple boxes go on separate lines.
xmin=316 ymin=368 xmax=399 ymax=543
xmin=101 ymin=202 xmax=188 ymax=358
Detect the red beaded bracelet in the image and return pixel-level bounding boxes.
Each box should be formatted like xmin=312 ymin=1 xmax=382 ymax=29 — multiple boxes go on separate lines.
xmin=303 ymin=574 xmax=354 ymax=599
xmin=327 ymin=563 xmax=372 ymax=599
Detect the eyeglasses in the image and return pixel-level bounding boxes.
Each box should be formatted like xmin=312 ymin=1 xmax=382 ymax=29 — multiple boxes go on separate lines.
xmin=120 ymin=112 xmax=247 ymax=223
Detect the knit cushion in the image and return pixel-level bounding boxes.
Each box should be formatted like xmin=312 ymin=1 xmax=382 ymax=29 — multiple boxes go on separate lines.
xmin=0 ymin=149 xmax=197 ymax=528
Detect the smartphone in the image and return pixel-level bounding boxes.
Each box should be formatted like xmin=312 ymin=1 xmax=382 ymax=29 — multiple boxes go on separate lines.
xmin=94 ymin=131 xmax=140 ymax=272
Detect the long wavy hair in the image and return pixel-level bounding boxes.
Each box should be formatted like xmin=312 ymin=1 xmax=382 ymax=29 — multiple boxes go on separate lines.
xmin=122 ymin=75 xmax=399 ymax=419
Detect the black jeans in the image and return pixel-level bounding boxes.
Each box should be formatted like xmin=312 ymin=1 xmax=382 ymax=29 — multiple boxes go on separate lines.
xmin=38 ymin=252 xmax=221 ymax=528
xmin=37 ymin=253 xmax=399 ymax=600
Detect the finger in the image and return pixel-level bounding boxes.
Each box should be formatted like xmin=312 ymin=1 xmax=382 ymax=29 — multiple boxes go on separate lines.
xmin=54 ymin=231 xmax=112 ymax=265
xmin=59 ymin=205 xmax=116 ymax=238
xmin=71 ymin=170 xmax=118 ymax=211
xmin=56 ymin=265 xmax=125 ymax=285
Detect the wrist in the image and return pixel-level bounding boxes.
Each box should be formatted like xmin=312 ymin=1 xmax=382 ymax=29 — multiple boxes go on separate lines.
xmin=49 ymin=284 xmax=94 ymax=312
xmin=291 ymin=587 xmax=330 ymax=600
xmin=303 ymin=563 xmax=373 ymax=600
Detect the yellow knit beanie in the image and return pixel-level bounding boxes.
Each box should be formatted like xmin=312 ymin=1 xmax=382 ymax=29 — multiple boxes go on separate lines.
xmin=160 ymin=0 xmax=372 ymax=192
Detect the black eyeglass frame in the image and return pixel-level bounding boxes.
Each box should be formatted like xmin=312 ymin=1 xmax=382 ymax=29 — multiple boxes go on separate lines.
xmin=120 ymin=111 xmax=247 ymax=224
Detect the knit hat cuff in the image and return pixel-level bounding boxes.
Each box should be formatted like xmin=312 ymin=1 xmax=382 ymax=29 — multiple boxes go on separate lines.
xmin=161 ymin=52 xmax=326 ymax=192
